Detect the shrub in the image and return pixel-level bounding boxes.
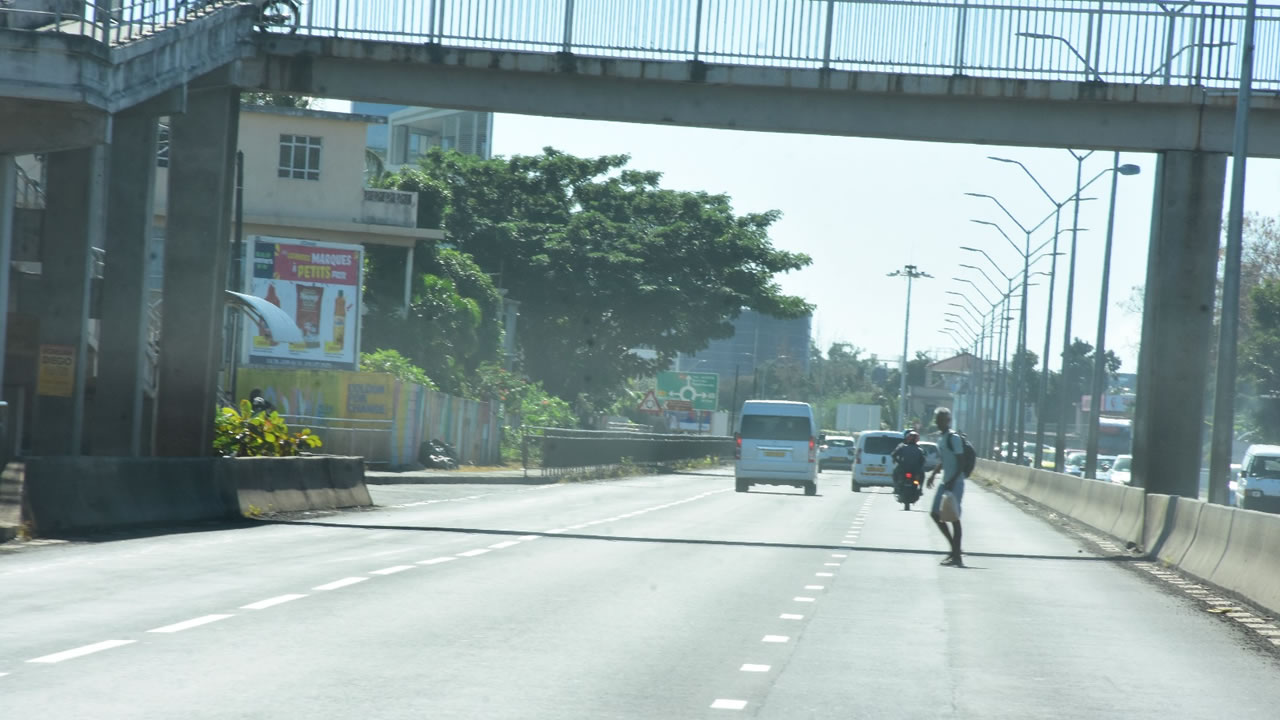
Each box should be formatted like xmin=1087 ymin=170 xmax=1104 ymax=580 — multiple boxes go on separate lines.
xmin=214 ymin=400 xmax=323 ymax=457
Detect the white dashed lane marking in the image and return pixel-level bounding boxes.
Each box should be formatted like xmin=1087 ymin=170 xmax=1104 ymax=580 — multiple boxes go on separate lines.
xmin=805 ymin=585 xmax=824 ymax=590
xmin=488 ymin=541 xmax=521 ymax=549
xmin=28 ymin=639 xmax=136 ymax=664
xmin=457 ymin=549 xmax=490 ymax=558
xmin=711 ymin=699 xmax=748 ymax=710
xmin=740 ymin=664 xmax=771 ymax=672
xmin=816 ymin=572 xmax=834 ymax=577
xmin=762 ymin=635 xmax=790 ymax=643
xmin=794 ymin=596 xmax=816 ymax=602
xmin=241 ymin=594 xmax=307 ymax=610
xmin=832 ymin=554 xmax=847 ymax=558
xmin=370 ymin=565 xmax=415 ymax=575
xmin=314 ymin=577 xmax=367 ymax=591
xmin=417 ymin=557 xmax=457 ymax=565
xmin=780 ymin=614 xmax=804 ymax=620
xmin=147 ymin=614 xmax=233 ymax=634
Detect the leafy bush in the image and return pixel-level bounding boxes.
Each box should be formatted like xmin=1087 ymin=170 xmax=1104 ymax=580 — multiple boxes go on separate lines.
xmin=214 ymin=400 xmax=323 ymax=457
xmin=360 ymin=349 xmax=437 ymax=389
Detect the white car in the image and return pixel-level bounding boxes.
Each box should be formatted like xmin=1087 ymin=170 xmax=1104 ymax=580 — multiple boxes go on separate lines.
xmin=734 ymin=400 xmax=819 ymax=496
xmin=852 ymin=430 xmax=905 ymax=492
xmin=918 ymin=441 xmax=941 ymax=473
xmin=1107 ymin=454 xmax=1132 ymax=485
xmin=818 ymin=435 xmax=855 ymax=471
xmin=1235 ymin=445 xmax=1280 ymax=512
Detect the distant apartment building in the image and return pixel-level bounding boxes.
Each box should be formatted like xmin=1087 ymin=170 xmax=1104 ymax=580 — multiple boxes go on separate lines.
xmin=352 ymin=102 xmax=493 ymax=172
xmin=676 ymin=310 xmax=813 ymax=381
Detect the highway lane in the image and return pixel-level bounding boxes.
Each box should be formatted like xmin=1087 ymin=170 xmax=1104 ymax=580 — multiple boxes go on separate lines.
xmin=2 ymin=468 xmax=1279 ymax=718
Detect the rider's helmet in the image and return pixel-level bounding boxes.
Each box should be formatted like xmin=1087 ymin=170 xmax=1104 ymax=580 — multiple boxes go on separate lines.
xmin=905 ymin=431 xmax=920 ymax=444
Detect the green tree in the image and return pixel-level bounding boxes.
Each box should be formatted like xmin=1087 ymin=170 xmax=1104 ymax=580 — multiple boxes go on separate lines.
xmin=415 ymin=147 xmax=811 ymax=412
xmin=361 ymin=244 xmax=502 ymax=396
xmin=359 ymin=349 xmax=436 ymax=390
xmin=1240 ymin=279 xmax=1280 ymax=439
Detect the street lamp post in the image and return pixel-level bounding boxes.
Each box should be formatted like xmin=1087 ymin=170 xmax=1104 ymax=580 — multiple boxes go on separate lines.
xmin=1209 ymin=0 xmax=1259 ymax=505
xmin=1084 ymin=151 xmax=1127 ymax=479
xmin=889 ymin=265 xmax=933 ymax=430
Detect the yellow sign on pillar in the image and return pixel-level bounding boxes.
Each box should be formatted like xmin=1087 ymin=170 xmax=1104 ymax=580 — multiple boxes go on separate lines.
xmin=36 ymin=344 xmax=76 ymax=397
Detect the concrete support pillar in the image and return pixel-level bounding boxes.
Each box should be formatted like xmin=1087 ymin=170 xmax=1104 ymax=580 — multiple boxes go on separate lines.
xmin=0 ymin=155 xmax=14 ymax=388
xmin=92 ymin=112 xmax=159 ymax=456
xmin=32 ymin=146 xmax=106 ymax=455
xmin=155 ymin=87 xmax=239 ymax=457
xmin=1132 ymin=151 xmax=1228 ymax=496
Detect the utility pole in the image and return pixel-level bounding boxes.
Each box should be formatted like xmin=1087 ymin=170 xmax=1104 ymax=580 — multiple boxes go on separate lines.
xmin=1209 ymin=0 xmax=1258 ymax=504
xmin=889 ymin=265 xmax=933 ymax=430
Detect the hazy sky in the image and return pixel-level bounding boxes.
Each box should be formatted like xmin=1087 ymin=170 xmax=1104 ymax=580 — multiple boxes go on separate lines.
xmin=316 ymin=93 xmax=1280 ymax=375
xmin=487 ymin=115 xmax=1280 ymax=375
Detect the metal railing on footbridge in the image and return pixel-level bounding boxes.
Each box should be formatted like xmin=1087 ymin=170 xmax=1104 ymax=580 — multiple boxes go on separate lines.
xmin=293 ymin=0 xmax=1280 ymax=90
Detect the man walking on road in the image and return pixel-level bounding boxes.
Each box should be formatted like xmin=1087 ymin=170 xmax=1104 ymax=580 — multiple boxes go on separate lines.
xmin=927 ymin=407 xmax=965 ymax=567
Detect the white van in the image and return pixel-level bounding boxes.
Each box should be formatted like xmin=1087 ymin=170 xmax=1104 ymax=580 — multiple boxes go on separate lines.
xmin=852 ymin=430 xmax=905 ymax=492
xmin=734 ymin=400 xmax=818 ymax=495
xmin=1235 ymin=445 xmax=1280 ymax=512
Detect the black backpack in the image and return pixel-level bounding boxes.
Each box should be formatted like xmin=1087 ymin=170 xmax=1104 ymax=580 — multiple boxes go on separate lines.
xmin=946 ymin=431 xmax=978 ymax=476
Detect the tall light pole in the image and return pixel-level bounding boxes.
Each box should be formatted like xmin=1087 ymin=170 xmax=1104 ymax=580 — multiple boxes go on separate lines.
xmin=1209 ymin=0 xmax=1259 ymax=505
xmin=889 ymin=265 xmax=933 ymax=430
xmin=1084 ymin=151 xmax=1127 ymax=479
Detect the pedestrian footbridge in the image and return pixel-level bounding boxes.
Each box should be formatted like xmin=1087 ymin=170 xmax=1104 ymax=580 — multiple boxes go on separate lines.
xmin=0 ymin=0 xmax=1271 ymax=494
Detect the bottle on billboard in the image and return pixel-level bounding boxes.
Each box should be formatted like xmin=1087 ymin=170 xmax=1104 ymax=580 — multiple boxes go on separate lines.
xmin=331 ymin=289 xmax=346 ymax=351
xmin=265 ymin=283 xmax=281 ymax=308
xmin=295 ymin=285 xmax=324 ymax=349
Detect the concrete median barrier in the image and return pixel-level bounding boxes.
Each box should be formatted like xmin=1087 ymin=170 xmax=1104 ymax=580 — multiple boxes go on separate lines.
xmin=1071 ymin=478 xmax=1125 ymax=537
xmin=12 ymin=455 xmax=371 ymax=536
xmin=1210 ymin=507 xmax=1280 ymax=615
xmin=1109 ymin=486 xmax=1145 ymax=546
xmin=1143 ymin=493 xmax=1175 ymax=552
xmin=1152 ymin=495 xmax=1202 ymax=567
xmin=1178 ymin=502 xmax=1233 ymax=582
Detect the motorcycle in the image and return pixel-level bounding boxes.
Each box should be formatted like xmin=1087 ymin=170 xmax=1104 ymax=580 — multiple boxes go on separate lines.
xmin=894 ymin=467 xmax=923 ymax=511
xmin=256 ymin=0 xmax=301 ymax=33
xmin=419 ymin=439 xmax=458 ymax=470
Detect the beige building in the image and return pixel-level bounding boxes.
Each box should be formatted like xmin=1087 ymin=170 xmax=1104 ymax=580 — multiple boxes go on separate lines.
xmin=152 ymin=104 xmax=441 ymax=295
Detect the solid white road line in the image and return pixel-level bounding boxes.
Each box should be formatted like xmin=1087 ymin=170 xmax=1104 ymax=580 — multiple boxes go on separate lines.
xmin=241 ymin=594 xmax=307 ymax=610
xmin=711 ymin=699 xmax=748 ymax=710
xmin=457 ymin=549 xmax=490 ymax=557
xmin=489 ymin=541 xmax=521 ymax=549
xmin=740 ymin=664 xmax=771 ymax=672
xmin=314 ymin=577 xmax=368 ymax=590
xmin=148 ymin=614 xmax=234 ymax=634
xmin=762 ymin=635 xmax=789 ymax=643
xmin=370 ymin=565 xmax=415 ymax=575
xmin=28 ymin=639 xmax=137 ymax=664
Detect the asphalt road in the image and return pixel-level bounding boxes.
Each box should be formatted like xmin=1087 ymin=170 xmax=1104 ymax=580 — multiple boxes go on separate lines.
xmin=2 ymin=468 xmax=1278 ymax=718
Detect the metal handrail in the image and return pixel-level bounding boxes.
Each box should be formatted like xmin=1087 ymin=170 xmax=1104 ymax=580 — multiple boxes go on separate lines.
xmin=5 ymin=1 xmax=1280 ymax=87
xmin=289 ymin=0 xmax=1280 ymax=89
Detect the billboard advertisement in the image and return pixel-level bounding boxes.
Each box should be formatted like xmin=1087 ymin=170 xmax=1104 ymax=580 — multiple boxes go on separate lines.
xmin=244 ymin=236 xmax=363 ymax=370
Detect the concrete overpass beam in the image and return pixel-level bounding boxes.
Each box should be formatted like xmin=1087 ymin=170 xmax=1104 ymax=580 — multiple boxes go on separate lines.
xmin=155 ymin=86 xmax=239 ymax=457
xmin=92 ymin=111 xmax=160 ymax=457
xmin=31 ymin=145 xmax=106 ymax=455
xmin=1132 ymin=150 xmax=1227 ymax=497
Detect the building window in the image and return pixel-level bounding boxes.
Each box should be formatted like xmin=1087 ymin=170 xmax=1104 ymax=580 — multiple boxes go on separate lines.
xmin=278 ymin=134 xmax=321 ymax=180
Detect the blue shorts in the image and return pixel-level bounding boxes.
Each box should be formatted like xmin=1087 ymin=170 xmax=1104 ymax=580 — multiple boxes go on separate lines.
xmin=931 ymin=474 xmax=966 ymax=518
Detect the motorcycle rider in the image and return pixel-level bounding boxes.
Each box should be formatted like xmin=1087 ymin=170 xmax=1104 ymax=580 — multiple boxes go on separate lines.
xmin=892 ymin=430 xmax=926 ymax=498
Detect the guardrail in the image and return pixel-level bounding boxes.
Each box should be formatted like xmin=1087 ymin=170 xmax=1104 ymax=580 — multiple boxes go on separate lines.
xmin=528 ymin=426 xmax=733 ymax=477
xmin=279 ymin=414 xmax=392 ymax=465
xmin=293 ymin=0 xmax=1280 ymax=89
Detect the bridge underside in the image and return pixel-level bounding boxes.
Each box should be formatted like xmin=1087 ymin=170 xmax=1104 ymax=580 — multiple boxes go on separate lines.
xmin=245 ymin=36 xmax=1280 ymax=157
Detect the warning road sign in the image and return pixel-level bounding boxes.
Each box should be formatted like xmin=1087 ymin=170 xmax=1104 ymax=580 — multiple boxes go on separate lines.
xmin=638 ymin=390 xmax=663 ymax=414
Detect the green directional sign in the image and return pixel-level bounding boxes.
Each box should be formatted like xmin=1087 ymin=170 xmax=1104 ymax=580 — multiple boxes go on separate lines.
xmin=656 ymin=371 xmax=719 ymax=412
